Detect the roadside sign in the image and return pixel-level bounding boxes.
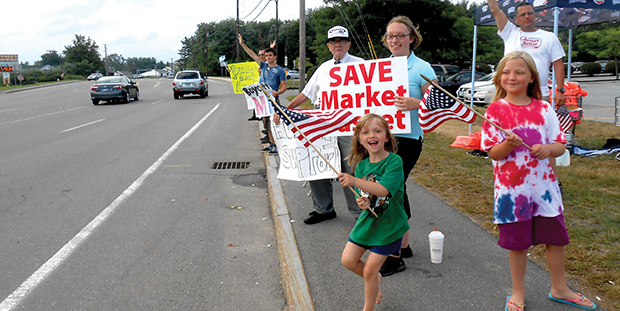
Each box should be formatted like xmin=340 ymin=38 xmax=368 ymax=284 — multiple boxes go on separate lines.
xmin=0 ymin=54 xmax=18 ymax=62
xmin=219 ymin=55 xmax=226 ymax=62
xmin=1 ymin=66 xmax=14 ymax=72
xmin=3 ymin=72 xmax=10 ymax=85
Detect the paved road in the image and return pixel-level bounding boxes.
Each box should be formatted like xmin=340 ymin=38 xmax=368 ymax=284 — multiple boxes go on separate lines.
xmin=570 ymin=75 xmax=620 ymax=125
xmin=0 ymin=79 xmax=284 ymax=310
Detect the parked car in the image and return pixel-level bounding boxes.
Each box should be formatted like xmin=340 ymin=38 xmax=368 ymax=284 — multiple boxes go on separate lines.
xmin=438 ymin=70 xmax=485 ymax=96
xmin=457 ymin=72 xmax=495 ymax=107
xmin=286 ymin=69 xmax=300 ymax=80
xmin=172 ymin=70 xmax=208 ymax=99
xmin=431 ymin=64 xmax=460 ymax=81
xmin=90 ymin=76 xmax=139 ymax=105
xmin=595 ymin=60 xmax=610 ymax=67
xmin=571 ymin=61 xmax=584 ymax=72
xmin=87 ymin=72 xmax=103 ymax=81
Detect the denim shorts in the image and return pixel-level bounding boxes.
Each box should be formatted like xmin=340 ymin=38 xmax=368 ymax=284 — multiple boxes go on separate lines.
xmin=347 ymin=237 xmax=403 ymax=256
xmin=498 ymin=214 xmax=570 ymax=250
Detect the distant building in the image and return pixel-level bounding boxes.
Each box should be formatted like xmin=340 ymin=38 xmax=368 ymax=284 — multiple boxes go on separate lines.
xmin=40 ymin=64 xmax=53 ymax=70
xmin=139 ymin=69 xmax=161 ymax=78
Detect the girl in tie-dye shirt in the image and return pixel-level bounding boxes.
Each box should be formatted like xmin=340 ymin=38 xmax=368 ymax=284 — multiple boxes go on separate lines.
xmin=481 ymin=51 xmax=596 ymax=311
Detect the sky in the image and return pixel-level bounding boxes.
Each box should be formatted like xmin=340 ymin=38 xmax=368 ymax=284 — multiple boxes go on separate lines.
xmin=3 ymin=0 xmax=328 ymax=65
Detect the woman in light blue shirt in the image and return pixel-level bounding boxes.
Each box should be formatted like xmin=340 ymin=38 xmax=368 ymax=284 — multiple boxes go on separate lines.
xmin=378 ymin=15 xmax=438 ymax=277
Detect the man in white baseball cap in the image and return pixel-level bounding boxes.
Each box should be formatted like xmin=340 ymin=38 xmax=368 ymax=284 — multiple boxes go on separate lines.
xmin=326 ymin=25 xmax=349 ymax=42
xmin=277 ymin=25 xmax=365 ymax=225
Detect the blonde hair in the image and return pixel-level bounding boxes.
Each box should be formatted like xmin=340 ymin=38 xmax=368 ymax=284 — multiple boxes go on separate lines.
xmin=492 ymin=51 xmax=542 ymax=102
xmin=348 ymin=114 xmax=397 ymax=168
xmin=382 ymin=16 xmax=423 ymax=49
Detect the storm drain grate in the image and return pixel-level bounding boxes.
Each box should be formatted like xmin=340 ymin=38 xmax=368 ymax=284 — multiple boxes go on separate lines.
xmin=211 ymin=161 xmax=251 ymax=169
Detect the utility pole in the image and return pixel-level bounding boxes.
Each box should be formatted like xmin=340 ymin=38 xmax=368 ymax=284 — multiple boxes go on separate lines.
xmin=275 ymin=0 xmax=279 ymax=56
xmin=299 ymin=0 xmax=306 ymax=91
xmin=236 ymin=0 xmax=240 ymax=63
xmin=104 ymin=44 xmax=109 ymax=76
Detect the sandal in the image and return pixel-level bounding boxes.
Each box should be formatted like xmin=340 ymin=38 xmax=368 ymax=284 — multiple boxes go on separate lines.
xmin=505 ymin=296 xmax=525 ymax=311
xmin=548 ymin=292 xmax=597 ymax=310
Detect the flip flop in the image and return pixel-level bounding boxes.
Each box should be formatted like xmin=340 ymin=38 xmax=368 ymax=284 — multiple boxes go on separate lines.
xmin=505 ymin=295 xmax=525 ymax=311
xmin=548 ymin=292 xmax=597 ymax=310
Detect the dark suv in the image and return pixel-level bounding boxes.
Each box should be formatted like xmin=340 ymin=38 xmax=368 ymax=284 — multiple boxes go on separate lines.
xmin=172 ymin=70 xmax=208 ymax=99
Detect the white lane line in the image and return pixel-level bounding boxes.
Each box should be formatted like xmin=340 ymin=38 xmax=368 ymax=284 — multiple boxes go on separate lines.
xmin=152 ymin=99 xmax=163 ymax=105
xmin=59 ymin=119 xmax=105 ymax=133
xmin=0 ymin=103 xmax=221 ymax=311
xmin=0 ymin=108 xmax=20 ymax=114
xmin=0 ymin=106 xmax=87 ymax=126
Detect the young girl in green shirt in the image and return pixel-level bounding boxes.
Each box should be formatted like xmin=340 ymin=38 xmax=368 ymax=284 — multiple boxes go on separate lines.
xmin=338 ymin=114 xmax=409 ymax=311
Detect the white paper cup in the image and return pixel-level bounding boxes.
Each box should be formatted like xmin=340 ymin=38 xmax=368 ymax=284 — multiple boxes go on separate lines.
xmin=428 ymin=230 xmax=444 ymax=264
xmin=556 ymin=149 xmax=571 ymax=166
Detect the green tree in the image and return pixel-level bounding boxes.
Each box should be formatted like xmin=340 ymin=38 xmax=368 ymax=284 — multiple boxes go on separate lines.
xmin=126 ymin=57 xmax=158 ymax=74
xmin=175 ymin=0 xmax=512 ymax=76
xmin=577 ymin=27 xmax=620 ymax=76
xmin=105 ymin=53 xmax=126 ymax=73
xmin=63 ymin=34 xmax=103 ymax=76
xmin=37 ymin=50 xmax=64 ymax=67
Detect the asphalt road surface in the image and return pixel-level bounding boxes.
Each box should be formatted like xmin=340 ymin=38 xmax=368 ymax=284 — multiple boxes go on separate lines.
xmin=0 ymin=79 xmax=284 ymax=310
xmin=571 ymin=76 xmax=620 ymax=125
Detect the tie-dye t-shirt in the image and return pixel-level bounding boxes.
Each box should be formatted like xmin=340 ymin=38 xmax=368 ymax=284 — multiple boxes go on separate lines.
xmin=481 ymin=98 xmax=566 ymax=224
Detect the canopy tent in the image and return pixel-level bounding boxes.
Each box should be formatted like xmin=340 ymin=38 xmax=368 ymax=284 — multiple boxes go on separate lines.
xmin=466 ymin=0 xmax=620 ymax=133
xmin=474 ymin=0 xmax=620 ymax=29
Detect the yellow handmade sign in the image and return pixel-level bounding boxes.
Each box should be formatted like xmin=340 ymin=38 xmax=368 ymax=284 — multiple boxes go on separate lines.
xmin=228 ymin=62 xmax=259 ymax=94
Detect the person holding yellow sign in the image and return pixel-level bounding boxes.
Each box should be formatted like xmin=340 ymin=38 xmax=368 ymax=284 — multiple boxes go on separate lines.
xmin=238 ymin=34 xmax=287 ymax=154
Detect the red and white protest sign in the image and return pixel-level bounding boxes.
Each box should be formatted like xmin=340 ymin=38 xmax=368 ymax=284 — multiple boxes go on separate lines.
xmin=314 ymin=56 xmax=410 ymax=135
xmin=242 ymin=83 xmax=274 ymax=118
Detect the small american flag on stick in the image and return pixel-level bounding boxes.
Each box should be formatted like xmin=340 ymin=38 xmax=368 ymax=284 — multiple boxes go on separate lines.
xmin=418 ymin=85 xmax=476 ymax=133
xmin=273 ymin=105 xmax=356 ymax=147
xmin=555 ymin=105 xmax=574 ymax=133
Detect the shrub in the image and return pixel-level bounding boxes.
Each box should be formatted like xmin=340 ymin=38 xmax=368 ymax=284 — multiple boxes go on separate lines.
xmin=38 ymin=75 xmax=56 ymax=82
xmin=64 ymin=74 xmax=83 ymax=80
xmin=580 ymin=62 xmax=601 ymax=76
xmin=605 ymin=61 xmax=618 ymax=74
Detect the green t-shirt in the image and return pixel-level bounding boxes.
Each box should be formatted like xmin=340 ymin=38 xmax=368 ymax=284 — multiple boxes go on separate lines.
xmin=349 ymin=152 xmax=410 ymax=246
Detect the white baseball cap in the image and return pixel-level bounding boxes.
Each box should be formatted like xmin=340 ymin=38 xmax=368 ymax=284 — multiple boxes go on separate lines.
xmin=326 ymin=26 xmax=349 ymax=42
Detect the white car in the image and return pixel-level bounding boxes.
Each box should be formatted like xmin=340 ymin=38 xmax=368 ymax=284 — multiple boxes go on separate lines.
xmin=286 ymin=69 xmax=300 ymax=79
xmin=457 ymin=72 xmax=495 ymax=107
xmin=172 ymin=70 xmax=208 ymax=99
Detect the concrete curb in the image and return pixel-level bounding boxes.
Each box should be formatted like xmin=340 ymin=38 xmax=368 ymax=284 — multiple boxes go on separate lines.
xmin=261 ymin=124 xmax=314 ymax=311
xmin=1 ymin=80 xmax=80 ymax=94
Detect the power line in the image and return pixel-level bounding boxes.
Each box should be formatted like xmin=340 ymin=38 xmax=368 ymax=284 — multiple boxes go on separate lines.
xmin=334 ymin=5 xmax=372 ymax=60
xmin=208 ymin=26 xmax=236 ymax=47
xmin=240 ymin=0 xmax=266 ymax=20
xmin=238 ymin=0 xmax=272 ymax=25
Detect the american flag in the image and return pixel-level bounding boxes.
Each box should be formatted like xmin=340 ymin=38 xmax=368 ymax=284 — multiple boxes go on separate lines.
xmin=418 ymin=85 xmax=476 ymax=133
xmin=273 ymin=104 xmax=356 ymax=147
xmin=555 ymin=105 xmax=574 ymax=133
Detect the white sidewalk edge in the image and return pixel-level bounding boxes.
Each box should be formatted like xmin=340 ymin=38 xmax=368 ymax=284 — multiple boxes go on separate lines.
xmin=264 ymin=152 xmax=315 ymax=311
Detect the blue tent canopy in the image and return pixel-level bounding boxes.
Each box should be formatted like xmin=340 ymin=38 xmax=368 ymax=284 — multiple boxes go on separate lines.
xmin=474 ymin=0 xmax=620 ymax=29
